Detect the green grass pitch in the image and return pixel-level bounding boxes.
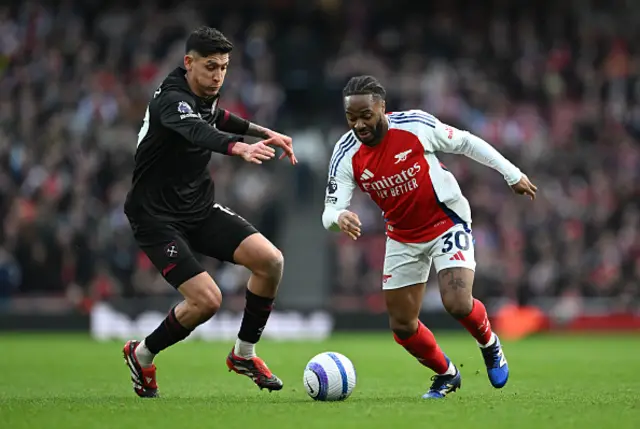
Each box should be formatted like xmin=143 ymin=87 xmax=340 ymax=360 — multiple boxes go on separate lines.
xmin=1 ymin=332 xmax=639 ymax=428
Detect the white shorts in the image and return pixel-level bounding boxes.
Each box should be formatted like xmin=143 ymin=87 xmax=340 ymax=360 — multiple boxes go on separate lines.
xmin=382 ymin=224 xmax=476 ymax=290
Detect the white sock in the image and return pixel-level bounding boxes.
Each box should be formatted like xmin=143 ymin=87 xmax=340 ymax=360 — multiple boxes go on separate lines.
xmin=442 ymin=361 xmax=457 ymax=376
xmin=135 ymin=339 xmax=155 ymax=368
xmin=234 ymin=339 xmax=256 ymax=359
xmin=478 ymin=333 xmax=497 ymax=348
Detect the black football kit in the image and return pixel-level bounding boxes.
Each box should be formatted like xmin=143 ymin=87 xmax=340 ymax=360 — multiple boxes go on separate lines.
xmin=124 ymin=67 xmax=257 ymax=287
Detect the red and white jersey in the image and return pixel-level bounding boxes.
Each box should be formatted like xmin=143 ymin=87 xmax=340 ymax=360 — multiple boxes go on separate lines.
xmin=322 ymin=110 xmax=523 ymax=243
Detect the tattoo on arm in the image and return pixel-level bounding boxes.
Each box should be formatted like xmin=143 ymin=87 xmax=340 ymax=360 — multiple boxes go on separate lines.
xmin=246 ymin=123 xmax=270 ymax=139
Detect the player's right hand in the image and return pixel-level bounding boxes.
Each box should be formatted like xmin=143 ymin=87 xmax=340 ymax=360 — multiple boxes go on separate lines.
xmin=235 ymin=140 xmax=277 ymax=164
xmin=338 ymin=211 xmax=362 ymax=240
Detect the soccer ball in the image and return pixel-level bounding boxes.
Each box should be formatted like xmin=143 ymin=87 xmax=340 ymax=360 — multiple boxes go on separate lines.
xmin=303 ymin=352 xmax=356 ymax=401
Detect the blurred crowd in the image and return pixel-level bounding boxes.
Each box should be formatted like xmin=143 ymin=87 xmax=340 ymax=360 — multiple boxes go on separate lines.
xmin=0 ymin=0 xmax=638 ymax=312
xmin=0 ymin=0 xmax=288 ymax=305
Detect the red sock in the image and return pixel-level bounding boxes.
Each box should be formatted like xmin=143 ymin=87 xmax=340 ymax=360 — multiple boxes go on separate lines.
xmin=393 ymin=321 xmax=449 ymax=374
xmin=459 ymin=299 xmax=493 ymax=345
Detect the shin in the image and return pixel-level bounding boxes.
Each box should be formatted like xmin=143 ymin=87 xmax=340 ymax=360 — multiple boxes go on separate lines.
xmin=385 ymin=284 xmax=450 ymax=375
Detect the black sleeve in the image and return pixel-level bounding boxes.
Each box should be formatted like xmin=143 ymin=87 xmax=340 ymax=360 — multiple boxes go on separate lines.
xmin=215 ymin=109 xmax=250 ymax=135
xmin=157 ymin=90 xmax=242 ymax=155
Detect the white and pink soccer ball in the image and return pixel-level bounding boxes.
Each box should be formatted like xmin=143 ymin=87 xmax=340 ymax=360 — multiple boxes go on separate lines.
xmin=303 ymin=352 xmax=357 ymax=401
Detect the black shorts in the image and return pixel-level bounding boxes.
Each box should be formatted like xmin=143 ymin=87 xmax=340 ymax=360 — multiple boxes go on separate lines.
xmin=129 ymin=203 xmax=258 ymax=288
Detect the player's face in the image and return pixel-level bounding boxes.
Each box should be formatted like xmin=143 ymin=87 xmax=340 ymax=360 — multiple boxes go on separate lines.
xmin=184 ymin=52 xmax=229 ymax=98
xmin=344 ymin=95 xmax=387 ymax=146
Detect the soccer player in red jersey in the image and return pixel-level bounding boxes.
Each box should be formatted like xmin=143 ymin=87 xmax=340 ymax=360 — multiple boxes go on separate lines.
xmin=322 ymin=76 xmax=537 ymax=399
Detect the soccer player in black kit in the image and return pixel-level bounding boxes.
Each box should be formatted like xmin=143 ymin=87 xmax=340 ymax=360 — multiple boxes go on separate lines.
xmin=122 ymin=26 xmax=297 ymax=398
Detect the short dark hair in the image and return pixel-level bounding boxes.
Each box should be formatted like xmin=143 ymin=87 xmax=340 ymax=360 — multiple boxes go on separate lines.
xmin=342 ymin=75 xmax=386 ymax=100
xmin=185 ymin=26 xmax=233 ymax=56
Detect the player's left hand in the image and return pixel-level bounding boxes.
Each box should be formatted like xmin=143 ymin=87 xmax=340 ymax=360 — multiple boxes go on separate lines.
xmin=511 ymin=174 xmax=537 ymax=200
xmin=265 ymin=129 xmax=297 ymax=165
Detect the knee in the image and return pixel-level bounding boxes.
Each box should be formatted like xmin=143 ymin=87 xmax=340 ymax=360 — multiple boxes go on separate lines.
xmin=189 ymin=285 xmax=222 ymax=321
xmin=389 ymin=315 xmax=419 ymax=340
xmin=252 ymin=248 xmax=284 ymax=280
xmin=441 ymin=293 xmax=473 ymax=319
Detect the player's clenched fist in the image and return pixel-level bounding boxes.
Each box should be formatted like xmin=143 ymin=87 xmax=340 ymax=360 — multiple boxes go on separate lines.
xmin=511 ymin=174 xmax=538 ymax=200
xmin=338 ymin=211 xmax=362 ymax=240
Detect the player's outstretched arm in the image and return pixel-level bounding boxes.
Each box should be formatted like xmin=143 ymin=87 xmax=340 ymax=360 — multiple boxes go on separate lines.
xmin=158 ymin=90 xmax=243 ymax=155
xmin=215 ymin=109 xmax=297 ymax=165
xmin=428 ymin=116 xmax=537 ymax=199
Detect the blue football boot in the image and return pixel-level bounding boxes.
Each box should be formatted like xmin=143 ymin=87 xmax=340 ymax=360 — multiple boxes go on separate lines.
xmin=480 ymin=334 xmax=509 ymax=388
xmin=422 ymin=357 xmax=462 ymax=399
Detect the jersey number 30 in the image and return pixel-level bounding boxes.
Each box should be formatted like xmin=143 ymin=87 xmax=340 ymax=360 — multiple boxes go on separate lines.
xmin=441 ymin=230 xmax=470 ymax=253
